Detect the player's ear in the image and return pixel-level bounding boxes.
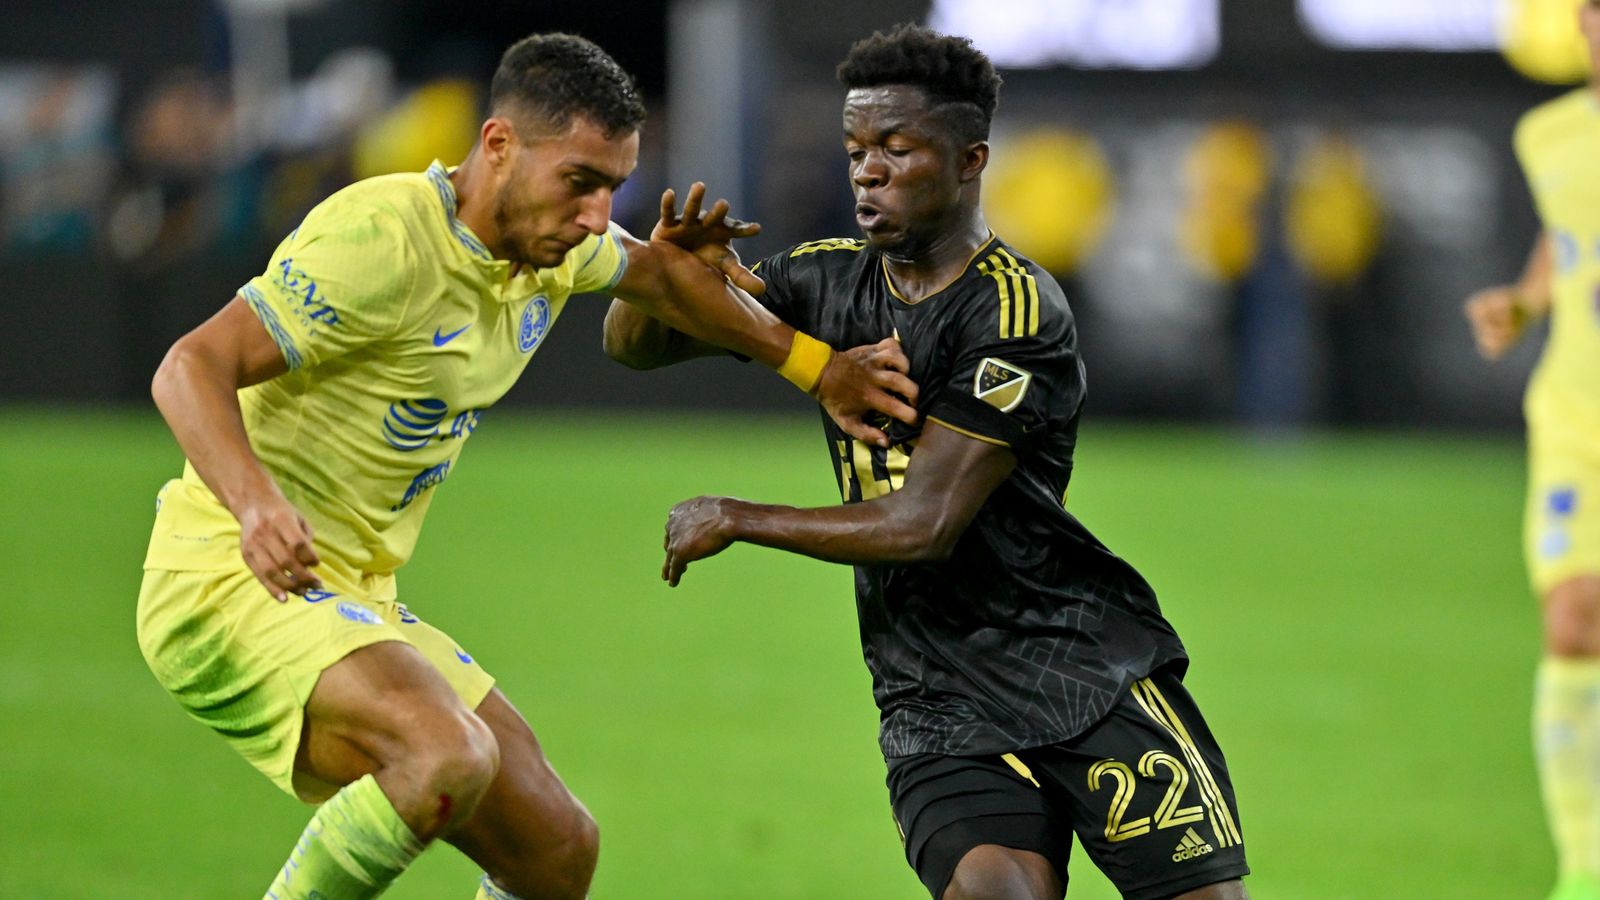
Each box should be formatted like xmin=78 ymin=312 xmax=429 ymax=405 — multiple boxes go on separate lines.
xmin=959 ymin=141 xmax=989 ymax=184
xmin=481 ymin=116 xmax=518 ymax=170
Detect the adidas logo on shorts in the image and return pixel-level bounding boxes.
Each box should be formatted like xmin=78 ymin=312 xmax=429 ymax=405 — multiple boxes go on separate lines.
xmin=1172 ymin=826 xmax=1215 ymax=862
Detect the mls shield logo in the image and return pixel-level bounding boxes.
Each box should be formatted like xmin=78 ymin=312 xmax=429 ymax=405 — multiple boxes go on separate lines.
xmin=974 ymin=357 xmax=1032 ymax=412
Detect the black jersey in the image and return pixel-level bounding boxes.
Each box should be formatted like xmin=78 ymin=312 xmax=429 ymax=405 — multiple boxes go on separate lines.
xmin=752 ymin=235 xmax=1187 ymax=758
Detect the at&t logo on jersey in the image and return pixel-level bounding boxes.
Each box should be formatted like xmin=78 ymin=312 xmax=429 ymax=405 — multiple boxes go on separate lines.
xmin=519 ymin=295 xmax=552 ymax=353
xmin=383 ymin=399 xmax=450 ymax=451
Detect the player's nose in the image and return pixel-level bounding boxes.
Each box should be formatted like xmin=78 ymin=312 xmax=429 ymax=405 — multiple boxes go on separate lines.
xmin=575 ymin=189 xmax=612 ymax=235
xmin=852 ymin=154 xmax=887 ymax=188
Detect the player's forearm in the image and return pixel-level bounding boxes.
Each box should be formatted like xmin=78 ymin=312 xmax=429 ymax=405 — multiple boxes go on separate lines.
xmin=601 ymin=299 xmax=723 ymax=370
xmin=151 ymin=342 xmax=285 ymax=515
xmin=1514 ymin=234 xmax=1554 ymax=318
xmin=616 ymin=242 xmax=797 ymax=368
xmin=724 ymin=493 xmax=965 ymax=566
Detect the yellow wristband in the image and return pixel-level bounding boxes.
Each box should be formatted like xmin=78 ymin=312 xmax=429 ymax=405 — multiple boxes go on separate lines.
xmin=776 ymin=332 xmax=833 ymax=395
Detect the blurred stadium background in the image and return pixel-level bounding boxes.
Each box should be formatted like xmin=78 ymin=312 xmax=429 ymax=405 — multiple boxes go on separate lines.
xmin=0 ymin=0 xmax=1582 ymax=896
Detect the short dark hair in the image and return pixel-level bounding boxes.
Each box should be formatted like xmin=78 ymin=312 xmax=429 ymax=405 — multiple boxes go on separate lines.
xmin=836 ymin=24 xmax=1001 ymax=144
xmin=490 ymin=33 xmax=645 ymax=139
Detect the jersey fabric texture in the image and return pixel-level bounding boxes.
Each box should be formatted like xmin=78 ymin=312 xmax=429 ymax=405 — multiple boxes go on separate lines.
xmin=144 ymin=160 xmax=628 ymax=576
xmin=1515 ymin=91 xmax=1600 ymax=592
xmin=751 ymin=235 xmax=1187 ymax=758
xmin=887 ymin=665 xmax=1247 ymax=900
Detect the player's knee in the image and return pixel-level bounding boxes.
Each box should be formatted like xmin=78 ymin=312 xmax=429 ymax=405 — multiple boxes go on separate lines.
xmin=1545 ymin=577 xmax=1600 ymax=657
xmin=414 ymin=711 xmax=500 ymax=820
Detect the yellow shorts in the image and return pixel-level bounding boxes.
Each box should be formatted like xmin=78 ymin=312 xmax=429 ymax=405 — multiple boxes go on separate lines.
xmin=1524 ymin=428 xmax=1600 ymax=596
xmin=136 ymin=563 xmax=495 ymax=798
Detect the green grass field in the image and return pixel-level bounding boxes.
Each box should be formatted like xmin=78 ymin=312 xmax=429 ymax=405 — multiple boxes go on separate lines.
xmin=0 ymin=407 xmax=1548 ymax=899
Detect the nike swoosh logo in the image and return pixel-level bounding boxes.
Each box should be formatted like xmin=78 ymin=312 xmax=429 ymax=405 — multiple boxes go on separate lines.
xmin=455 ymin=649 xmax=474 ymax=664
xmin=433 ymin=324 xmax=471 ymax=346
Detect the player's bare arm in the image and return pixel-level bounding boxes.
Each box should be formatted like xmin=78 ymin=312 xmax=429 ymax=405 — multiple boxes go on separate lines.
xmin=151 ymin=297 xmax=322 ymax=600
xmin=662 ymin=421 xmax=1016 ymax=585
xmin=604 ymin=183 xmax=764 ymax=369
xmin=610 ymin=234 xmax=920 ymax=447
xmin=602 ymin=183 xmax=769 ymax=369
xmin=602 ymin=294 xmax=730 ymax=369
xmin=1465 ymin=231 xmax=1554 ymax=360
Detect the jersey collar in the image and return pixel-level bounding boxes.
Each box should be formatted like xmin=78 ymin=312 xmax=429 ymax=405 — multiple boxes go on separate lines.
xmin=881 ymin=231 xmax=998 ymax=305
xmin=425 ymin=160 xmax=496 ymax=264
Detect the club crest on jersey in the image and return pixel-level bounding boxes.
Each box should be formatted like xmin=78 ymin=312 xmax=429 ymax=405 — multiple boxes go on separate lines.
xmin=519 ymin=295 xmax=552 ymax=353
xmin=974 ymin=358 xmax=1032 ymax=412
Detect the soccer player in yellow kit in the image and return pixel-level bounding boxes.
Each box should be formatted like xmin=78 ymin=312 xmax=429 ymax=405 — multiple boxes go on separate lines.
xmin=1466 ymin=3 xmax=1600 ymax=898
xmin=137 ymin=33 xmax=917 ymax=900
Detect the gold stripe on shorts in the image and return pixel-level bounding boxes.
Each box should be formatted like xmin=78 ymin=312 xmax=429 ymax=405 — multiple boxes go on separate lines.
xmin=1128 ymin=678 xmax=1242 ymax=847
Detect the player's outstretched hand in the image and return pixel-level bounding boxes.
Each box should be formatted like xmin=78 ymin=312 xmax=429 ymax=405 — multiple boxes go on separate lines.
xmin=652 ymin=182 xmax=765 ymax=295
xmin=818 ymin=337 xmax=920 ymax=448
xmin=237 ymin=495 xmax=322 ymax=601
xmin=1463 ymin=286 xmax=1527 ymax=361
xmin=663 ymin=496 xmax=738 ymax=587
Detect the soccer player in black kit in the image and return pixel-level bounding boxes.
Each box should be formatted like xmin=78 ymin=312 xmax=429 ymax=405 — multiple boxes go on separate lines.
xmin=604 ymin=24 xmax=1249 ymax=900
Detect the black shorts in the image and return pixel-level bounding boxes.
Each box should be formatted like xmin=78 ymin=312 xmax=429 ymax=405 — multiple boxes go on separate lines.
xmin=886 ymin=667 xmax=1248 ymax=900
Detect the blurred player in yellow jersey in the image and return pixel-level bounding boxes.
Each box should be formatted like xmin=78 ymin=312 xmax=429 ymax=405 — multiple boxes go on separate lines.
xmin=1466 ymin=3 xmax=1600 ymax=898
xmin=137 ymin=32 xmax=918 ymax=900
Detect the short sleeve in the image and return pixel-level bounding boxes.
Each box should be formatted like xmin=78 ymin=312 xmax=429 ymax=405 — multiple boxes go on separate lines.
xmin=569 ymin=222 xmax=630 ymax=295
xmin=1513 ymin=107 xmax=1540 ymax=173
xmin=747 ymin=248 xmax=799 ymax=324
xmin=923 ymin=273 xmax=1084 ymax=454
xmin=238 ymin=197 xmax=417 ymax=370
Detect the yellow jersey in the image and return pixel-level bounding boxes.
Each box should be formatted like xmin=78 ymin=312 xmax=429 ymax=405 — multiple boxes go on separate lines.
xmin=1516 ymin=89 xmax=1600 ymax=437
xmin=145 ymin=161 xmax=628 ymax=575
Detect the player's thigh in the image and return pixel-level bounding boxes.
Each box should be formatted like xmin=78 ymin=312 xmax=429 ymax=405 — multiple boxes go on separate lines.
xmin=1524 ymin=434 xmax=1600 ymax=602
xmin=443 ymin=688 xmax=598 ymax=891
xmin=886 ymin=753 xmax=1069 ymax=899
xmin=294 ymin=599 xmax=498 ymax=800
xmin=942 ymin=843 xmax=1062 ymax=900
xmin=136 ymin=567 xmax=408 ymax=798
xmin=1026 ymin=667 xmax=1248 ymax=900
